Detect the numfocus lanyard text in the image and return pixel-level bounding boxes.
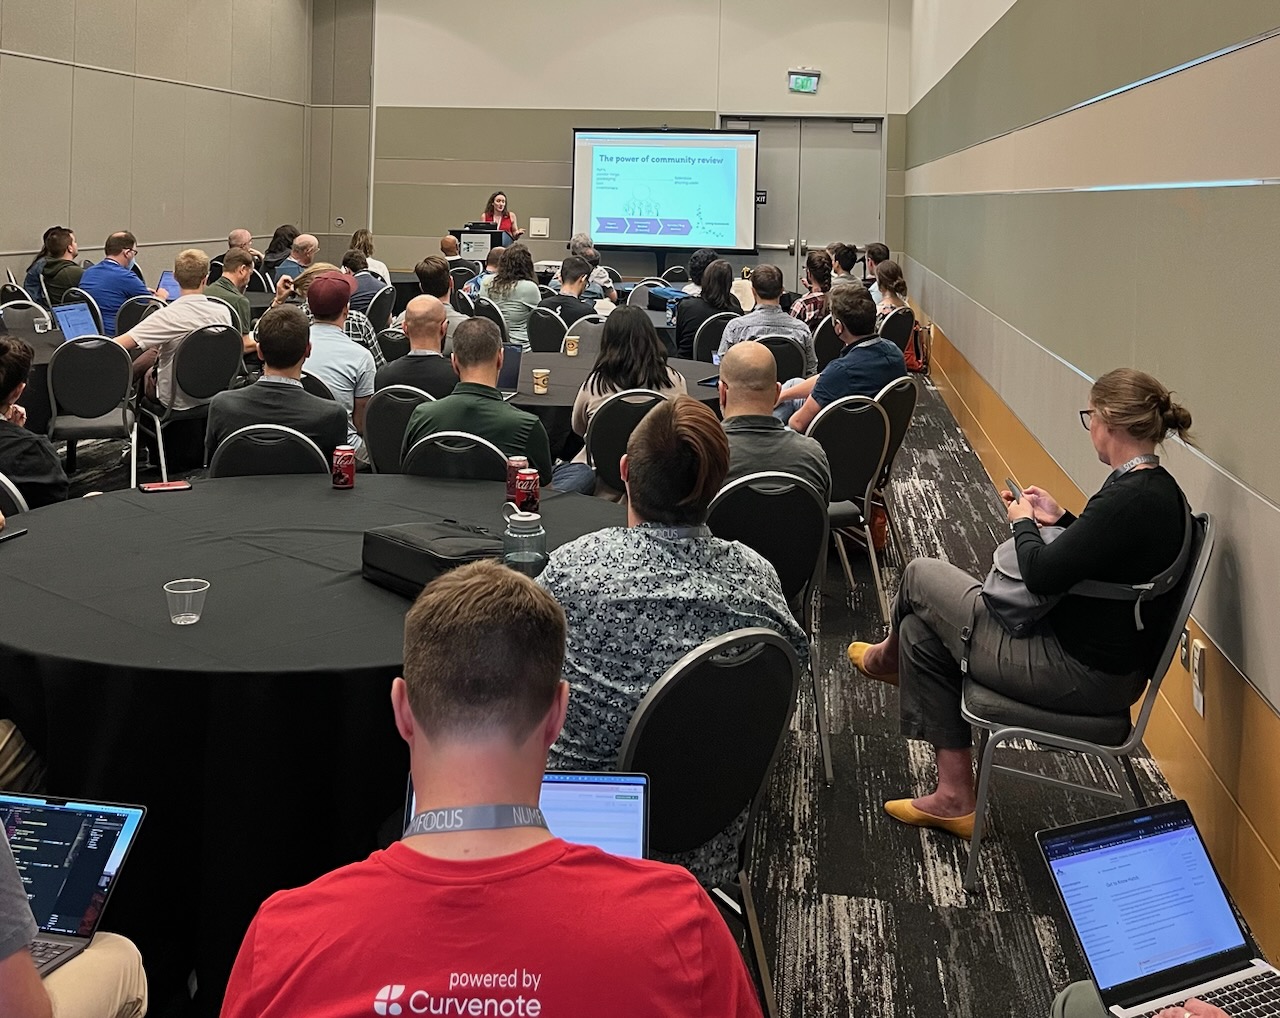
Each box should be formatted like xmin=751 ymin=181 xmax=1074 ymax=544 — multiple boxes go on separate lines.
xmin=403 ymin=804 xmax=549 ymax=838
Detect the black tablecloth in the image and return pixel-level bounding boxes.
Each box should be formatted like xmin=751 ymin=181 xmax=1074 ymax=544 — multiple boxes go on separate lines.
xmin=0 ymin=475 xmax=624 ymax=1013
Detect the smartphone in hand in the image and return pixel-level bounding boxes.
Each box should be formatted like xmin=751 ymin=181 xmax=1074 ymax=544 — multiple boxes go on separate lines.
xmin=1005 ymin=477 xmax=1023 ymax=502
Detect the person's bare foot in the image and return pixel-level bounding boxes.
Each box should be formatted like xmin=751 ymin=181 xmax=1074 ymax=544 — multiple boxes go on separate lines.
xmin=860 ymin=639 xmax=895 ymax=676
xmin=911 ymin=789 xmax=976 ymax=818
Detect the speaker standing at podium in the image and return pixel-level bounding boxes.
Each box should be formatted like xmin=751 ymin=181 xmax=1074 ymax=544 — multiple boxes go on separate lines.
xmin=482 ymin=190 xmax=524 ymax=241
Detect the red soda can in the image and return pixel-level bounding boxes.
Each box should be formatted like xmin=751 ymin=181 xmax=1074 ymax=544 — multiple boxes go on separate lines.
xmin=332 ymin=445 xmax=356 ymax=489
xmin=515 ymin=468 xmax=540 ymax=513
xmin=506 ymin=455 xmax=529 ymax=501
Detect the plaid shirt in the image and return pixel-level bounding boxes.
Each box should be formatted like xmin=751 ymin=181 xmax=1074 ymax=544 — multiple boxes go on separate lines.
xmin=790 ymin=290 xmax=828 ymax=327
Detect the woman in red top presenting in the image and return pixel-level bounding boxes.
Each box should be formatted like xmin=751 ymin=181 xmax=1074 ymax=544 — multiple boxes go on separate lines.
xmin=482 ymin=191 xmax=524 ymax=240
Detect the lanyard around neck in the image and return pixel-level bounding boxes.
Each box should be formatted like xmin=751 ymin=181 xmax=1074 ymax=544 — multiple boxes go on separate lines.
xmin=403 ymin=804 xmax=548 ymax=838
xmin=1105 ymin=454 xmax=1160 ymax=486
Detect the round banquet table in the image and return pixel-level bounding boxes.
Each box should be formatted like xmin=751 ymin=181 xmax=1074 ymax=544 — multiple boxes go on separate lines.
xmin=0 ymin=474 xmax=625 ymax=1014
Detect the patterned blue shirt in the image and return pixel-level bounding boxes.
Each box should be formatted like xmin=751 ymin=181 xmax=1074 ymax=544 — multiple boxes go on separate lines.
xmin=537 ymin=522 xmax=809 ymax=885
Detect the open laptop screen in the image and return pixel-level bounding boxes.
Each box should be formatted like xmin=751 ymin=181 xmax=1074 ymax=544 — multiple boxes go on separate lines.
xmin=497 ymin=344 xmax=523 ymax=393
xmin=51 ymin=302 xmax=99 ymax=341
xmin=1040 ymin=801 xmax=1247 ymax=993
xmin=0 ymin=794 xmax=145 ymax=938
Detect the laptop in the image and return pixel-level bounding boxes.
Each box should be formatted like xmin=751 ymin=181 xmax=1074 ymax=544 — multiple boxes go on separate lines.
xmin=498 ymin=343 xmax=523 ymax=399
xmin=1039 ymin=800 xmax=1280 ymax=1017
xmin=404 ymin=771 xmax=649 ymax=859
xmin=51 ymin=302 xmax=99 ymax=341
xmin=1 ymin=793 xmax=145 ymax=977
xmin=156 ymin=270 xmax=181 ymax=300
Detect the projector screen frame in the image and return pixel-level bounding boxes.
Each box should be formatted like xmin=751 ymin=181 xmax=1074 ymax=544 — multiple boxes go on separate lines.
xmin=571 ymin=126 xmax=761 ymax=258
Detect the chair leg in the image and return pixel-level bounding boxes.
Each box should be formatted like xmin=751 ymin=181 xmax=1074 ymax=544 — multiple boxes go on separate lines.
xmin=128 ymin=425 xmax=138 ymax=489
xmin=1120 ymin=755 xmax=1146 ymax=808
xmin=833 ymin=532 xmax=856 ymax=594
xmin=964 ymin=730 xmax=1000 ymax=893
xmin=738 ymin=870 xmax=778 ymax=1018
xmin=886 ymin=498 xmax=909 ymax=568
xmin=863 ymin=524 xmax=891 ymax=623
xmin=811 ymin=656 xmax=834 ymax=786
xmin=155 ymin=421 xmax=169 ymax=482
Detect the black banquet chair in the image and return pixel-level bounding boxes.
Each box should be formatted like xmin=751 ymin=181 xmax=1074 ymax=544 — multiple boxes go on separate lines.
xmin=617 ymin=628 xmax=801 ymax=1018
xmin=872 ymin=376 xmax=919 ymax=565
xmin=756 ymin=335 xmax=805 ymax=383
xmin=364 ymin=385 xmax=434 ymax=473
xmin=115 ymin=295 xmax=165 ymax=336
xmin=365 ymin=285 xmax=396 ymax=332
xmin=207 ymin=424 xmax=330 ymax=478
xmin=0 ymin=282 xmax=33 ymax=305
xmin=472 ymin=296 xmax=508 ymax=343
xmin=584 ymin=389 xmax=666 ymax=492
xmin=451 ymin=289 xmax=475 ymax=316
xmin=692 ymin=312 xmax=736 ymax=363
xmin=878 ymin=306 xmax=915 ymax=351
xmin=661 ymin=265 xmax=690 ymax=284
xmin=449 ymin=266 xmax=476 ymax=293
xmin=402 ymin=430 xmax=508 ymax=481
xmin=528 ymin=307 xmax=567 ymax=353
xmin=62 ymin=288 xmax=105 ymax=336
xmin=46 ymin=337 xmax=138 ymax=483
xmin=300 ymin=372 xmax=336 ymax=400
xmin=0 ymin=471 xmax=30 ymax=515
xmin=375 ymin=328 xmax=410 ymax=364
xmin=812 ymin=315 xmax=841 ymax=370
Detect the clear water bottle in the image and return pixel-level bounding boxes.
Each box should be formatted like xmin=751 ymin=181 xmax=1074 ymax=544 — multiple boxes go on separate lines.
xmin=502 ymin=504 xmax=547 ymax=577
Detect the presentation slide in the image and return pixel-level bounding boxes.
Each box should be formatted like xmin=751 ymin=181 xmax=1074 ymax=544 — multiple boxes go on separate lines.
xmin=572 ymin=130 xmax=758 ymax=253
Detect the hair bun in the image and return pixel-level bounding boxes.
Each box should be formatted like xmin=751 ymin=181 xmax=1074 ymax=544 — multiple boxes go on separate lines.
xmin=1164 ymin=402 xmax=1192 ymax=433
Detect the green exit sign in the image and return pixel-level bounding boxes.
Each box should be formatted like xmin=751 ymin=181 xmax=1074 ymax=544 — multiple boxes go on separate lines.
xmin=788 ymin=71 xmax=820 ymax=94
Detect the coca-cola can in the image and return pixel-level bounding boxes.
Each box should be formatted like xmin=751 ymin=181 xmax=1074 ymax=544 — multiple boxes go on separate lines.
xmin=506 ymin=456 xmax=529 ymax=501
xmin=515 ymin=468 xmax=540 ymax=513
xmin=332 ymin=445 xmax=356 ymax=489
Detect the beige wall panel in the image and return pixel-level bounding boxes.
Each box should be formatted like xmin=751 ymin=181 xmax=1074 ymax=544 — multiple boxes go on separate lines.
xmin=373 ymin=0 xmax=719 ymax=111
xmin=886 ymin=0 xmax=912 ymax=114
xmin=74 ymin=1 xmax=137 ymax=73
xmin=310 ymin=0 xmax=336 ymax=107
xmin=908 ymin=0 xmax=1017 ymax=106
xmin=2 ymin=0 xmax=75 ymax=61
xmin=374 ymin=159 xmax=571 ymax=188
xmin=135 ymin=0 xmax=189 ymax=82
xmin=332 ymin=0 xmax=372 ymax=107
xmin=269 ymin=0 xmax=310 ymax=105
xmin=227 ymin=94 xmax=270 ymax=231
xmin=260 ymin=102 xmax=307 ymax=228
xmin=308 ymin=106 xmax=334 ymax=232
xmin=885 ymin=114 xmax=907 ymax=171
xmin=717 ymin=0 xmax=890 ymax=115
xmin=230 ymin=0 xmax=273 ymax=98
xmin=185 ymin=0 xmax=234 ymax=91
xmin=329 ymin=106 xmax=370 ymax=231
xmin=130 ymin=78 xmax=188 ymax=241
xmin=69 ymin=69 xmax=135 ymax=247
xmin=373 ymin=183 xmax=568 ymax=243
xmin=182 ymin=88 xmax=232 ymax=240
xmin=0 ymin=56 xmax=73 ymax=252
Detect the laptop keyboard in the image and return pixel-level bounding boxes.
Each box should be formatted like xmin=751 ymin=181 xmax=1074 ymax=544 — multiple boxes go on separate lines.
xmin=29 ymin=938 xmax=75 ymax=968
xmin=1139 ymin=970 xmax=1280 ymax=1017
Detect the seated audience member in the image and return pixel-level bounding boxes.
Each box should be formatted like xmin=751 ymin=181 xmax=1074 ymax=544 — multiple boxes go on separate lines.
xmin=374 ymin=295 xmax=458 ymax=398
xmin=674 ymin=258 xmax=742 ymax=358
xmin=0 ymin=337 xmax=68 ymax=508
xmin=2 ymin=826 xmax=149 ymax=1018
xmin=220 ymin=560 xmax=763 ymax=1018
xmin=290 ymin=261 xmax=338 ymax=311
xmin=302 ymin=271 xmax=376 ymax=461
xmin=23 ymin=226 xmax=61 ymax=305
xmin=538 ymin=256 xmax=597 ymax=326
xmin=717 ymin=265 xmax=816 ymax=374
xmin=479 ymin=243 xmax=540 ymax=349
xmin=115 ymin=249 xmax=236 ymax=406
xmin=204 ymin=306 xmax=348 ymax=464
xmin=78 ymin=231 xmax=161 ymax=336
xmin=226 ymin=228 xmax=263 ymax=268
xmin=262 ymin=224 xmax=300 ymax=280
xmin=401 ymin=318 xmax=552 ymax=481
xmin=462 ymin=245 xmax=504 ymax=298
xmin=349 ymin=228 xmax=389 ymax=282
xmin=848 ymin=370 xmax=1194 ymax=843
xmin=556 ymin=305 xmax=686 ymax=495
xmin=391 ymin=256 xmax=467 ymax=343
xmin=205 ymin=247 xmax=254 ymax=334
xmin=683 ymin=247 xmax=718 ymax=295
xmin=537 ymin=396 xmax=809 ymax=885
xmin=40 ymin=228 xmax=82 ymax=306
xmin=774 ymin=285 xmax=904 ymax=432
xmin=0 ymin=717 xmax=45 ymax=793
xmin=439 ymin=234 xmax=464 ymax=263
xmin=790 ymin=249 xmax=833 ymax=327
xmin=864 ymin=242 xmax=890 ymax=302
xmin=549 ymin=235 xmax=616 ymax=301
xmin=873 ymin=259 xmax=910 ymax=329
xmin=272 ymin=233 xmax=319 ymax=284
xmin=828 ymin=242 xmax=860 ymax=288
xmin=341 ymin=249 xmax=383 ymax=315
xmin=718 ymin=342 xmax=830 ymax=500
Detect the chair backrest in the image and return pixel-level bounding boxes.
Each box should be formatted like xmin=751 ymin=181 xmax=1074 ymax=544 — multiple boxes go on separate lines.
xmin=62 ymin=288 xmax=105 ymax=335
xmin=246 ymin=268 xmax=271 ymax=293
xmin=207 ymin=424 xmax=330 ymax=478
xmin=115 ymin=295 xmax=164 ymax=336
xmin=204 ymin=294 xmax=238 ymax=327
xmin=171 ymin=324 xmax=245 ymax=404
xmin=878 ymin=306 xmax=915 ymax=351
xmin=617 ymin=628 xmax=801 ymax=853
xmin=662 ymin=265 xmax=690 ymax=283
xmin=376 ymin=328 xmax=410 ymax=363
xmin=813 ymin=314 xmax=841 ymax=370
xmin=366 ymin=285 xmax=396 ymax=331
xmin=451 ymin=288 xmax=475 ymax=315
xmin=472 ymin=296 xmax=509 ymax=342
xmin=602 ymin=265 xmax=622 ymax=284
xmin=637 ymin=277 xmax=667 ymax=287
xmin=873 ymin=376 xmax=918 ymax=491
xmin=38 ymin=274 xmax=51 ymax=305
xmin=805 ymin=395 xmax=890 ymax=509
xmin=528 ymin=306 xmax=567 ymax=353
xmin=1122 ymin=513 xmax=1215 ymax=753
xmin=47 ymin=337 xmax=134 ymax=422
xmin=0 ymin=300 xmax=51 ymax=328
xmin=538 ymin=285 xmax=556 ymax=299
xmin=757 ymin=334 xmax=806 ymax=383
xmin=299 ymin=372 xmax=336 ymax=400
xmin=364 ymin=385 xmax=433 ymax=473
xmin=402 ymin=430 xmax=509 ymax=481
xmin=564 ymin=315 xmax=606 ymax=358
xmin=0 ymin=283 xmax=32 ymax=305
xmin=0 ymin=471 xmax=29 ymax=515
xmin=692 ymin=312 xmax=736 ymax=363
xmin=207 ymin=256 xmax=224 ymax=284
xmin=4 ymin=269 xmax=13 ymax=285
xmin=584 ymin=388 xmax=666 ymax=491
xmin=626 ymin=283 xmax=653 ymax=308
xmin=450 ymin=266 xmax=476 ymax=292
xmin=130 ymin=262 xmax=145 ymax=283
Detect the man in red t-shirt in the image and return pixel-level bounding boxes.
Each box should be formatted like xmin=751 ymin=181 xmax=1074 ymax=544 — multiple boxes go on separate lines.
xmin=220 ymin=560 xmax=763 ymax=1018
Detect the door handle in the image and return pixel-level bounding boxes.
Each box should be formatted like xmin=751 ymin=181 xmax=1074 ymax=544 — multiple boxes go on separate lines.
xmin=799 ymin=239 xmax=809 ymax=255
xmin=788 ymin=238 xmax=796 ymax=255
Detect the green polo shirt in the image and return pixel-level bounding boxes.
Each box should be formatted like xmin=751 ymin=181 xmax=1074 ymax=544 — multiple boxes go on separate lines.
xmin=204 ymin=275 xmax=252 ymax=333
xmin=400 ymin=381 xmax=553 ymax=483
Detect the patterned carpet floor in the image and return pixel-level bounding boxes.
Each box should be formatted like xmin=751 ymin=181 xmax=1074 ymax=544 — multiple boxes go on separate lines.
xmin=747 ymin=379 xmax=1170 ymax=1018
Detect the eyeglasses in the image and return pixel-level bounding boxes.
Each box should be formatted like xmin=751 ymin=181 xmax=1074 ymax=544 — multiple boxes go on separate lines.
xmin=1079 ymin=408 xmax=1095 ymax=430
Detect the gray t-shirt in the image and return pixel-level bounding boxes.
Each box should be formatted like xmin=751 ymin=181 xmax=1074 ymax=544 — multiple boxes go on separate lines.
xmin=0 ymin=828 xmax=37 ymax=962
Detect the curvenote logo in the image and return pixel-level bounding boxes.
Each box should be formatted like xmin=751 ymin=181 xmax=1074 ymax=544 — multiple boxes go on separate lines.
xmin=374 ymin=985 xmax=405 ymax=1015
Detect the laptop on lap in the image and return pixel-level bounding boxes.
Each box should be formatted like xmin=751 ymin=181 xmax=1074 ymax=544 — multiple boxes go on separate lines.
xmin=1039 ymin=800 xmax=1279 ymax=1017
xmin=1 ymin=793 xmax=146 ymax=976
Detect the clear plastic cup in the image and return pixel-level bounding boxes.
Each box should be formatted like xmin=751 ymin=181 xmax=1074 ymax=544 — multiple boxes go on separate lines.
xmin=164 ymin=578 xmax=210 ymax=625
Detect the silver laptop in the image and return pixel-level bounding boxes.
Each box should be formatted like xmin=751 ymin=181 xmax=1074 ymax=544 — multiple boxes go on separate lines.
xmin=51 ymin=302 xmax=99 ymax=341
xmin=1 ymin=793 xmax=145 ymax=976
xmin=1039 ymin=800 xmax=1279 ymax=1017
xmin=404 ymin=771 xmax=649 ymax=858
